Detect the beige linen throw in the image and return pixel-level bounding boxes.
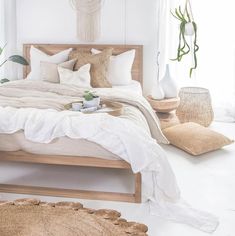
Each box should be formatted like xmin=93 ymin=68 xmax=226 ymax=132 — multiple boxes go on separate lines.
xmin=0 ymin=80 xmax=167 ymax=144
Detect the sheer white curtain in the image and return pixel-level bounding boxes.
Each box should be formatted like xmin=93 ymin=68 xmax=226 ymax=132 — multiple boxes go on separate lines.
xmin=191 ymin=0 xmax=235 ymax=121
xmin=156 ymin=0 xmax=175 ymax=79
xmin=192 ymin=0 xmax=235 ymax=95
xmin=0 ymin=0 xmax=6 ymax=79
xmin=0 ymin=0 xmax=18 ymax=80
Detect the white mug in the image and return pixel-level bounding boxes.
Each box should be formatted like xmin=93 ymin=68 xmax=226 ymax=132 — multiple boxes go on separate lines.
xmin=72 ymin=102 xmax=83 ymax=111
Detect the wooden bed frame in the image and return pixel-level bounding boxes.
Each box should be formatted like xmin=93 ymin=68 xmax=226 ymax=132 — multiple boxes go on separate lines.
xmin=0 ymin=44 xmax=143 ymax=203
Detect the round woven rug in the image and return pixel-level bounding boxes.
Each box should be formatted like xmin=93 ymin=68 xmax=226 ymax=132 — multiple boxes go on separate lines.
xmin=0 ymin=199 xmax=148 ymax=236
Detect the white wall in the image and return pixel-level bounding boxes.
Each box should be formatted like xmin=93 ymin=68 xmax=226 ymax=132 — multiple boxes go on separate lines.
xmin=16 ymin=0 xmax=158 ymax=94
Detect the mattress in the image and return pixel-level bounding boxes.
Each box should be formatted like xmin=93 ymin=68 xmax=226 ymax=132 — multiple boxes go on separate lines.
xmin=113 ymin=80 xmax=142 ymax=95
xmin=0 ymin=132 xmax=120 ymax=160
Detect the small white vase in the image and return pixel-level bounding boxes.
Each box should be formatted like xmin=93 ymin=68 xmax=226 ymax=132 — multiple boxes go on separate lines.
xmin=160 ymin=64 xmax=178 ymax=98
xmin=184 ymin=22 xmax=195 ymax=36
xmin=83 ymin=97 xmax=101 ymax=108
xmin=151 ymin=79 xmax=165 ymax=100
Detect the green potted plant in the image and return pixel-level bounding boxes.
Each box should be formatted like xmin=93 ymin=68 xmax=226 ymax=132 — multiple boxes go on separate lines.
xmin=171 ymin=0 xmax=199 ymax=77
xmin=0 ymin=44 xmax=29 ymax=83
xmin=83 ymin=90 xmax=101 ymax=108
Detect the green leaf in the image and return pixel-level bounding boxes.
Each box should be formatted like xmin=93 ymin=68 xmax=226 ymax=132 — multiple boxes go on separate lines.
xmin=171 ymin=10 xmax=181 ymax=21
xmin=0 ymin=44 xmax=7 ymax=56
xmin=83 ymin=93 xmax=94 ymax=101
xmin=0 ymin=78 xmax=10 ymax=84
xmin=189 ymin=22 xmax=199 ymax=77
xmin=178 ymin=6 xmax=184 ymax=19
xmin=7 ymin=55 xmax=29 ymax=66
xmin=175 ymin=8 xmax=184 ymax=21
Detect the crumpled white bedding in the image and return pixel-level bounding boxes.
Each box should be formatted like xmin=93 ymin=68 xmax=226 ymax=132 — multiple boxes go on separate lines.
xmin=0 ymin=81 xmax=219 ymax=233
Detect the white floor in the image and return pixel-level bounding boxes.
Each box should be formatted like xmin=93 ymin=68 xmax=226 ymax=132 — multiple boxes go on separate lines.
xmin=0 ymin=122 xmax=234 ymax=236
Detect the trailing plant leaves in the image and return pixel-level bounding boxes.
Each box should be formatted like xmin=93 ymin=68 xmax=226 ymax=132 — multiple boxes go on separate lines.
xmin=178 ymin=6 xmax=185 ymax=21
xmin=171 ymin=10 xmax=181 ymax=21
xmin=175 ymin=8 xmax=184 ymax=21
xmin=172 ymin=21 xmax=190 ymax=62
xmin=189 ymin=22 xmax=199 ymax=77
xmin=8 ymin=55 xmax=29 ymax=66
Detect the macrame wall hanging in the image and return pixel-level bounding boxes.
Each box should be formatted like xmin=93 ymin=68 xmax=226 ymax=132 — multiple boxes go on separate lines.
xmin=70 ymin=0 xmax=105 ymax=42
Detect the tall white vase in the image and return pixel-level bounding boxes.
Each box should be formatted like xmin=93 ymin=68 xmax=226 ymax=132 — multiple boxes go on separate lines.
xmin=151 ymin=79 xmax=165 ymax=100
xmin=160 ymin=64 xmax=178 ymax=98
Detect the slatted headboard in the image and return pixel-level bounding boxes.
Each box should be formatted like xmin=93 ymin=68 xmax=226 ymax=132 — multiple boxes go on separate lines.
xmin=23 ymin=44 xmax=143 ymax=86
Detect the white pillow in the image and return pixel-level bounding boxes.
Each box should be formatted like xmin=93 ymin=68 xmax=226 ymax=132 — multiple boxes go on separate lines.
xmin=58 ymin=64 xmax=91 ymax=88
xmin=91 ymin=48 xmax=135 ymax=86
xmin=27 ymin=46 xmax=72 ymax=80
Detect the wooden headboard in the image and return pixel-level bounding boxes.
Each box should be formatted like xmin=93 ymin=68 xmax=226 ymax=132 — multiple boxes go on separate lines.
xmin=23 ymin=44 xmax=143 ymax=85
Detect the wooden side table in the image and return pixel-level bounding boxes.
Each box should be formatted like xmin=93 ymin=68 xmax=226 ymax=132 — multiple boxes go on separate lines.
xmin=147 ymin=96 xmax=180 ymax=129
xmin=147 ymin=96 xmax=180 ymax=113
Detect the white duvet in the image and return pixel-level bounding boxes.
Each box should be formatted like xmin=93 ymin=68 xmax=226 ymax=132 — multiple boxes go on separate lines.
xmin=0 ymin=80 xmax=218 ymax=232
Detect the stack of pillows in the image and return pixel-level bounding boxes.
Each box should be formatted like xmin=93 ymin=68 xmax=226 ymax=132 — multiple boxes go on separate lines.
xmin=26 ymin=46 xmax=136 ymax=88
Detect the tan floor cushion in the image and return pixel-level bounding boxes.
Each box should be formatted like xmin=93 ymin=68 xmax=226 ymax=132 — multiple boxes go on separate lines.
xmin=163 ymin=122 xmax=234 ymax=156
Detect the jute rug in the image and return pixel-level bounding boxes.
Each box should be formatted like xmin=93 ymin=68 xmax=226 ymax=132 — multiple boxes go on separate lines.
xmin=0 ymin=199 xmax=148 ymax=236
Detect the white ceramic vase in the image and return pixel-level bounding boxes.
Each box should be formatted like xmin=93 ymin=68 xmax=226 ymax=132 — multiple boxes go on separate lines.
xmin=160 ymin=64 xmax=178 ymax=98
xmin=151 ymin=79 xmax=165 ymax=100
xmin=184 ymin=22 xmax=195 ymax=36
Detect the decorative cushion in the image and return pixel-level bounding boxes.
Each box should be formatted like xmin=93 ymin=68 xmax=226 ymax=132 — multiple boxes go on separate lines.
xmin=91 ymin=48 xmax=136 ymax=86
xmin=40 ymin=59 xmax=77 ymax=83
xmin=163 ymin=122 xmax=234 ymax=156
xmin=27 ymin=46 xmax=72 ymax=81
xmin=58 ymin=64 xmax=91 ymax=88
xmin=69 ymin=48 xmax=113 ymax=88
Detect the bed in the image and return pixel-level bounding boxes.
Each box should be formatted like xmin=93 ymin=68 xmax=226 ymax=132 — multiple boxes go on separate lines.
xmin=0 ymin=44 xmax=220 ymax=232
xmin=0 ymin=44 xmax=146 ymax=203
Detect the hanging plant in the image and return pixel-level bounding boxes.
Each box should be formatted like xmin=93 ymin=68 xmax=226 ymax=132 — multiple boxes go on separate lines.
xmin=171 ymin=0 xmax=199 ymax=77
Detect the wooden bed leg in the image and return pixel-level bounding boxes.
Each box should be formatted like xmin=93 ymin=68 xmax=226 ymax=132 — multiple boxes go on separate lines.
xmin=135 ymin=173 xmax=142 ymax=203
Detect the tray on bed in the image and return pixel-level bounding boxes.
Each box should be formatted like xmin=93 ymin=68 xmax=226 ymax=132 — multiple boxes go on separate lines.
xmin=64 ymin=100 xmax=124 ymax=117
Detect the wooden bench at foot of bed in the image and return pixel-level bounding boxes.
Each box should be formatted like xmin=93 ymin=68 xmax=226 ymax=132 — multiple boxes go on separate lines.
xmin=0 ymin=151 xmax=141 ymax=203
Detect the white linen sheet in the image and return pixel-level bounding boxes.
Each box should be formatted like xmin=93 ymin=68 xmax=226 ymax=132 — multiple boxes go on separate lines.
xmin=0 ymin=80 xmax=219 ymax=232
xmin=112 ymin=80 xmax=143 ymax=96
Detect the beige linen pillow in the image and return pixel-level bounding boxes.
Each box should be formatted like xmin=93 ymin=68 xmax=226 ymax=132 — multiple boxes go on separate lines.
xmin=69 ymin=48 xmax=113 ymax=88
xmin=40 ymin=59 xmax=77 ymax=83
xmin=163 ymin=122 xmax=234 ymax=156
xmin=27 ymin=46 xmax=72 ymax=80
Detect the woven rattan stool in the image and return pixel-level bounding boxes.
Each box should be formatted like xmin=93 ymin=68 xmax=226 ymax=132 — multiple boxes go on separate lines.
xmin=176 ymin=87 xmax=214 ymax=127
